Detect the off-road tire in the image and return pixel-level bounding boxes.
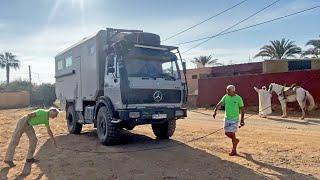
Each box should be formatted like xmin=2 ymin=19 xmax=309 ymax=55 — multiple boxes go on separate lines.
xmin=96 ymin=106 xmax=121 ymax=145
xmin=152 ymin=120 xmax=176 ymax=139
xmin=67 ymin=105 xmax=83 ymax=134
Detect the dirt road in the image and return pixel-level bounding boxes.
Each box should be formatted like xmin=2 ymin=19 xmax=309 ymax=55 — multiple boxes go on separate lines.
xmin=1 ymin=108 xmax=319 ymax=179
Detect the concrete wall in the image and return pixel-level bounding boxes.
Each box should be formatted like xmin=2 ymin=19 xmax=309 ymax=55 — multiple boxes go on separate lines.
xmin=0 ymin=91 xmax=30 ymax=109
xmin=312 ymin=59 xmax=320 ymax=69
xmin=263 ymin=60 xmax=288 ymax=73
xmin=209 ymin=62 xmax=262 ymax=77
xmin=185 ymin=68 xmax=212 ymax=95
xmin=263 ymin=59 xmax=320 ymax=73
xmin=197 ymin=70 xmax=320 ymax=106
xmin=186 ymin=62 xmax=263 ymax=95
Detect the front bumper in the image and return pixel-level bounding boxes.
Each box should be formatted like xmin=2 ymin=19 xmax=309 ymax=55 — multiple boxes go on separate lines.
xmin=117 ymin=108 xmax=187 ymax=125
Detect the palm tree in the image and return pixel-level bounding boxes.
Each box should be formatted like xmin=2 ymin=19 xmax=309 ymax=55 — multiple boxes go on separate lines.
xmin=302 ymin=36 xmax=320 ymax=58
xmin=0 ymin=52 xmax=20 ymax=84
xmin=191 ymin=55 xmax=221 ymax=67
xmin=254 ymin=38 xmax=302 ymax=59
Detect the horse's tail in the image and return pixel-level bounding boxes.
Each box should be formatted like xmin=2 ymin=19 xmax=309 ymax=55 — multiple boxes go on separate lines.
xmin=306 ymin=91 xmax=315 ymax=111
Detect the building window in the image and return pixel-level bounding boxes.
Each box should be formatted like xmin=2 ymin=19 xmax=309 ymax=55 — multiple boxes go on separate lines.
xmin=288 ymin=60 xmax=311 ymax=71
xmin=192 ymin=74 xmax=198 ymax=79
xmin=66 ymin=56 xmax=72 ymax=67
xmin=57 ymin=60 xmax=64 ymax=70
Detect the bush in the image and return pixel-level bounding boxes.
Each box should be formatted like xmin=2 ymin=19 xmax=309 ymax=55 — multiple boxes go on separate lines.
xmin=32 ymin=83 xmax=56 ymax=107
xmin=0 ymin=80 xmax=31 ymax=91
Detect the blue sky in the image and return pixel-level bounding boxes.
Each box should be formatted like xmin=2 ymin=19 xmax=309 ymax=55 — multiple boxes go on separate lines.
xmin=0 ymin=0 xmax=319 ymax=83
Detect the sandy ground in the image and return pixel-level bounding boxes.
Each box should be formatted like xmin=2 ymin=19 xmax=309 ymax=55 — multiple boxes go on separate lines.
xmin=0 ymin=107 xmax=319 ymax=180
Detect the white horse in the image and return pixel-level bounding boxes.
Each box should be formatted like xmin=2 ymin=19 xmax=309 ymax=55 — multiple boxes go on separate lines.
xmin=268 ymin=83 xmax=315 ymax=119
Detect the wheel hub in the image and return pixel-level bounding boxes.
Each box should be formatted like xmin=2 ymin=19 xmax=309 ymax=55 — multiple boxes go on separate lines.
xmin=99 ymin=117 xmax=107 ymax=136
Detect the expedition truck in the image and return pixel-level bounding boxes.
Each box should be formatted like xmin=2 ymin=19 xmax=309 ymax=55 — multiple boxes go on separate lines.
xmin=55 ymin=28 xmax=188 ymax=145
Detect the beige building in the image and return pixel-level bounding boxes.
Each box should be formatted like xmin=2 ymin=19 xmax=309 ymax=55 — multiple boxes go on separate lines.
xmin=263 ymin=58 xmax=320 ymax=73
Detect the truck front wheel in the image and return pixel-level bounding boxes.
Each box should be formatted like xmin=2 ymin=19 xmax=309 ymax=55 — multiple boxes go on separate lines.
xmin=67 ymin=106 xmax=83 ymax=134
xmin=96 ymin=106 xmax=121 ymax=145
xmin=152 ymin=120 xmax=176 ymax=139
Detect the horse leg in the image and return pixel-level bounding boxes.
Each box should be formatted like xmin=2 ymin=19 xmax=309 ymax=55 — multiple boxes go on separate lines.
xmin=298 ymin=99 xmax=306 ymax=120
xmin=280 ymin=101 xmax=287 ymax=118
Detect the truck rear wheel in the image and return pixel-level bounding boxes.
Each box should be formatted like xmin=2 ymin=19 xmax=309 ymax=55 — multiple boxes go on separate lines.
xmin=152 ymin=120 xmax=176 ymax=139
xmin=96 ymin=106 xmax=121 ymax=145
xmin=67 ymin=106 xmax=83 ymax=134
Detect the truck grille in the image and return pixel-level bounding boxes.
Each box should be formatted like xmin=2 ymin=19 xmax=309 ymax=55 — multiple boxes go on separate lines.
xmin=126 ymin=89 xmax=181 ymax=104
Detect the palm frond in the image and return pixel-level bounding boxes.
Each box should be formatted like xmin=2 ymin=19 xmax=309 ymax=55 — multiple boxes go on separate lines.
xmin=255 ymin=38 xmax=301 ymax=59
xmin=191 ymin=54 xmax=219 ymax=67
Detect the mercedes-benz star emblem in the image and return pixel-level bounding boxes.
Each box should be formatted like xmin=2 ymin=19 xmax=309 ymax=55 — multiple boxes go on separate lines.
xmin=153 ymin=90 xmax=163 ymax=102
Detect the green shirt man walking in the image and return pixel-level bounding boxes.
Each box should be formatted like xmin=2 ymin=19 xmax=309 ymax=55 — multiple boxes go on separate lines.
xmin=213 ymin=85 xmax=245 ymax=156
xmin=4 ymin=107 xmax=59 ymax=167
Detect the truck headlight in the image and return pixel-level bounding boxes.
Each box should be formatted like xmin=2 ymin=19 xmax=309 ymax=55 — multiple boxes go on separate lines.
xmin=129 ymin=112 xmax=140 ymax=118
xmin=175 ymin=110 xmax=184 ymax=117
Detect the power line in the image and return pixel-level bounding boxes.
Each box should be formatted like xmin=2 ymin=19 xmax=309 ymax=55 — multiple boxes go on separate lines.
xmin=177 ymin=5 xmax=320 ymax=46
xmin=162 ymin=0 xmax=249 ymax=42
xmin=181 ymin=0 xmax=281 ymax=54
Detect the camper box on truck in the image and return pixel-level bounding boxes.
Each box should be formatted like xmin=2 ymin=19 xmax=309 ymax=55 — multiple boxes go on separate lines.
xmin=55 ymin=30 xmax=107 ymax=111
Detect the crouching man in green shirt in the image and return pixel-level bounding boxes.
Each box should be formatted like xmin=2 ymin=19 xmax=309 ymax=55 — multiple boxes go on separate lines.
xmin=4 ymin=107 xmax=59 ymax=167
xmin=213 ymin=85 xmax=245 ymax=156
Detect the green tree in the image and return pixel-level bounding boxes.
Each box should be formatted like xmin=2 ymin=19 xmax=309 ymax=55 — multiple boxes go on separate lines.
xmin=254 ymin=38 xmax=302 ymax=59
xmin=191 ymin=55 xmax=220 ymax=67
xmin=0 ymin=52 xmax=21 ymax=84
xmin=302 ymin=36 xmax=320 ymax=58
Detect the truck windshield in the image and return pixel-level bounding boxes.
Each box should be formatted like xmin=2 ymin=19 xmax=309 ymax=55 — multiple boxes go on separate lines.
xmin=125 ymin=58 xmax=180 ymax=80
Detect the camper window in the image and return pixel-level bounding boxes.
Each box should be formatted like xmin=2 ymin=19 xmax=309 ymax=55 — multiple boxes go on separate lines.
xmin=88 ymin=45 xmax=95 ymax=55
xmin=57 ymin=60 xmax=64 ymax=70
xmin=66 ymin=56 xmax=72 ymax=67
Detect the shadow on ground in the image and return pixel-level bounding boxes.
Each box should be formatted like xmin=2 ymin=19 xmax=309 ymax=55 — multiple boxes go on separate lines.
xmin=1 ymin=130 xmax=316 ymax=179
xmin=241 ymin=153 xmax=316 ymax=180
xmin=266 ymin=117 xmax=320 ymax=126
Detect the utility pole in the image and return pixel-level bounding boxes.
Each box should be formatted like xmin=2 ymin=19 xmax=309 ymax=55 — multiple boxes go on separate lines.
xmin=28 ymin=65 xmax=32 ymax=105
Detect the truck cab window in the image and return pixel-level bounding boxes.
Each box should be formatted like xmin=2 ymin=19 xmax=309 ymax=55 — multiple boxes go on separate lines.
xmin=107 ymin=55 xmax=117 ymax=75
xmin=162 ymin=60 xmax=179 ymax=79
xmin=125 ymin=58 xmax=180 ymax=80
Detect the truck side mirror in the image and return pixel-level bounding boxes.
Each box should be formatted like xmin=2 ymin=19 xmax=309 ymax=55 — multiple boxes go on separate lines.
xmin=108 ymin=66 xmax=115 ymax=74
xmin=182 ymin=61 xmax=187 ymax=74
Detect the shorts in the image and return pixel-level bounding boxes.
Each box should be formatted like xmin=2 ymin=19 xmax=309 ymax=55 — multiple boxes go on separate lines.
xmin=224 ymin=119 xmax=239 ymax=133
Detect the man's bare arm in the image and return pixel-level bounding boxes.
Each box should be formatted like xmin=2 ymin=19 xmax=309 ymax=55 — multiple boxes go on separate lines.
xmin=213 ymin=101 xmax=223 ymax=119
xmin=46 ymin=126 xmax=57 ymax=148
xmin=240 ymin=107 xmax=245 ymax=126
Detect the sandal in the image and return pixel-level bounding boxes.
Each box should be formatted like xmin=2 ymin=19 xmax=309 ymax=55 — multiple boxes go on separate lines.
xmin=229 ymin=151 xmax=238 ymax=156
xmin=26 ymin=158 xmax=39 ymax=163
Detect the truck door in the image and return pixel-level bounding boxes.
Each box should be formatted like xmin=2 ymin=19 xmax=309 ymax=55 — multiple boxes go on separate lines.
xmin=74 ymin=56 xmax=83 ymax=111
xmin=104 ymin=54 xmax=121 ymax=108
